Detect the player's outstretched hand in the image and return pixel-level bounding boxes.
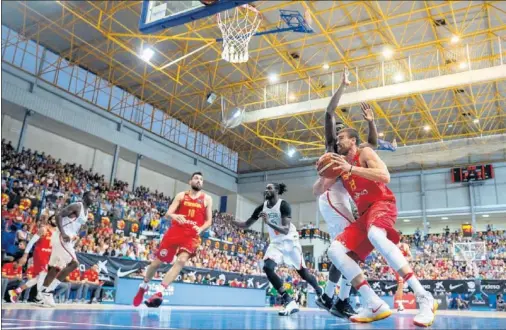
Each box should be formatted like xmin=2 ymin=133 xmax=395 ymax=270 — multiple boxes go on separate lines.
xmin=342 ymin=67 xmax=351 ymax=86
xmin=361 ymin=102 xmax=374 ymax=122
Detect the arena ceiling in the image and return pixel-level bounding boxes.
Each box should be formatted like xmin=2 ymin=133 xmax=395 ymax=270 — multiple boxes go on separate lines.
xmin=2 ymin=1 xmax=506 ymax=173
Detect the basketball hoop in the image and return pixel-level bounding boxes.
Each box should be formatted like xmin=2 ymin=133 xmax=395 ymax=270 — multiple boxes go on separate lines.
xmin=217 ymin=4 xmax=261 ymax=63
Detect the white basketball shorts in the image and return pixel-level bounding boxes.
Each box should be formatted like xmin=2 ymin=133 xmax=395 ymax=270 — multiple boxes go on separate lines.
xmin=48 ymin=230 xmax=77 ymax=269
xmin=264 ymin=238 xmax=306 ymax=270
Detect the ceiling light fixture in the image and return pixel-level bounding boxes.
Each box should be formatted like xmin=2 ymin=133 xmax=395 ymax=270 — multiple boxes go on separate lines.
xmin=268 ymin=73 xmax=279 ymax=83
xmin=141 ymin=47 xmax=155 ymax=62
xmin=382 ymin=46 xmax=394 ymax=59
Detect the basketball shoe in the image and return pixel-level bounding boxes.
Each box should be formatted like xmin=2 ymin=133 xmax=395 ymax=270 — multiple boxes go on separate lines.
xmin=330 ymin=298 xmax=357 ymax=318
xmin=144 ymin=292 xmax=163 ymax=308
xmin=413 ymin=292 xmax=438 ymax=327
xmin=133 ymin=283 xmax=149 ymax=307
xmin=350 ymin=297 xmax=392 ymax=323
xmin=278 ymin=299 xmax=299 ymax=316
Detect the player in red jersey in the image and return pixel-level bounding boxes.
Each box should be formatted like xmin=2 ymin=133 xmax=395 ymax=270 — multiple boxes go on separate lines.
xmin=9 ymin=216 xmax=55 ymax=303
xmin=394 ymin=236 xmax=412 ymax=312
xmin=133 ymin=172 xmax=212 ymax=308
xmin=325 ymin=127 xmax=437 ymax=327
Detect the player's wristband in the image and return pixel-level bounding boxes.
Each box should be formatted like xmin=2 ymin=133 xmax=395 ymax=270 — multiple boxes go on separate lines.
xmin=349 ymin=165 xmax=353 ymax=174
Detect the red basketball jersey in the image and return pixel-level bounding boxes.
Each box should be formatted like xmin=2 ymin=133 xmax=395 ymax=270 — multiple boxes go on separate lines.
xmin=33 ymin=227 xmax=52 ymax=256
xmin=340 ymin=151 xmax=396 ymax=215
xmin=173 ymin=192 xmax=207 ymax=228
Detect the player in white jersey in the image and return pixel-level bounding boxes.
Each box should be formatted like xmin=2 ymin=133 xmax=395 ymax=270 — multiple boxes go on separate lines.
xmin=229 ymin=183 xmax=323 ymax=316
xmin=39 ymin=191 xmax=95 ymax=307
xmin=313 ymin=69 xmax=379 ymax=318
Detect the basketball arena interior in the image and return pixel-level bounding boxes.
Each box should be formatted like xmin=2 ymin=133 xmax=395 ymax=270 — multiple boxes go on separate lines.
xmin=1 ymin=0 xmax=506 ymax=329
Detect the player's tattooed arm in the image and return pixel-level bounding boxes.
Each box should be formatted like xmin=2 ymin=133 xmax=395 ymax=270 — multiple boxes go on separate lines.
xmin=165 ymin=192 xmax=186 ymax=223
xmin=261 ymin=200 xmax=292 ymax=235
xmin=56 ymin=203 xmax=81 ymax=242
xmin=230 ymin=205 xmax=261 ymax=228
xmin=325 ymin=68 xmax=350 ymax=151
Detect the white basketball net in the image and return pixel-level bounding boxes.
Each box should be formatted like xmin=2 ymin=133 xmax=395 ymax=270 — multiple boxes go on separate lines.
xmin=217 ymin=5 xmax=261 ymax=63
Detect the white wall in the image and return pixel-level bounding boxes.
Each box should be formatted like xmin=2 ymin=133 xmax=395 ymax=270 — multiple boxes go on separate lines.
xmin=138 ymin=166 xmax=175 ymax=197
xmin=92 ymin=150 xmax=114 ymax=178
xmin=236 ymin=195 xmax=263 ymax=232
xmin=116 ymin=158 xmax=135 ymax=187
xmin=2 ymin=114 xmax=97 ymax=170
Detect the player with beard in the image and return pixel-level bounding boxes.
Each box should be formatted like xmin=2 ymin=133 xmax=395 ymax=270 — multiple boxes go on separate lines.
xmin=326 ymin=128 xmax=437 ymax=326
xmin=9 ymin=215 xmax=57 ymax=304
xmin=229 ymin=183 xmax=323 ymax=316
xmin=313 ymin=68 xmax=378 ymax=318
xmin=133 ymin=172 xmax=213 ymax=308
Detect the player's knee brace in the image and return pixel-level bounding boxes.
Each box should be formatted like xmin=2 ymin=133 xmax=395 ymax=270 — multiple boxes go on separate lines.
xmin=367 ymin=226 xmax=407 ymax=271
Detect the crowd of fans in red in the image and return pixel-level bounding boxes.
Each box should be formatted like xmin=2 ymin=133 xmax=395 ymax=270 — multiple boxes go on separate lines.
xmin=2 ymin=139 xmax=506 ymax=303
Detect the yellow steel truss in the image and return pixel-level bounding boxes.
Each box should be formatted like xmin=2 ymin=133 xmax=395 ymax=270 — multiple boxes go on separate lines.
xmin=2 ymin=1 xmax=505 ymax=172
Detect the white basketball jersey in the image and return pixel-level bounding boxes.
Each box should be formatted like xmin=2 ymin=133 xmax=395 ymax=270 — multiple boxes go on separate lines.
xmin=61 ymin=202 xmax=88 ymax=237
xmin=318 ymin=180 xmax=354 ymax=238
xmin=262 ymin=199 xmax=298 ymax=243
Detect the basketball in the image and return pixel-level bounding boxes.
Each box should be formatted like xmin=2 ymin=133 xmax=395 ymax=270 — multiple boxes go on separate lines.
xmin=200 ymin=0 xmax=218 ymax=5
xmin=316 ymin=153 xmax=343 ymax=179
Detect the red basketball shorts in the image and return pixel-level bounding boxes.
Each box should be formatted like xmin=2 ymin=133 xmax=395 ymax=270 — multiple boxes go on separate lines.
xmin=156 ymin=227 xmax=201 ymax=263
xmin=32 ymin=250 xmax=51 ymax=276
xmin=336 ymin=201 xmax=400 ymax=261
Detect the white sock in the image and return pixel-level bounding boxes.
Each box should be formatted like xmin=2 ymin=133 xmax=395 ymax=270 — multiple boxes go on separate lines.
xmin=47 ymin=279 xmax=61 ymax=292
xmin=324 ymin=281 xmax=337 ymax=297
xmin=338 ymin=276 xmax=351 ymax=300
xmin=140 ymin=281 xmax=149 ymax=289
xmin=357 ymin=280 xmax=377 ymax=302
xmin=405 ymin=274 xmax=426 ymax=296
xmin=37 ymin=272 xmax=47 ymax=292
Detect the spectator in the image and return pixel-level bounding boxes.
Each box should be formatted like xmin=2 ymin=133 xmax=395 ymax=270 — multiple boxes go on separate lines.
xmin=2 ymin=261 xmax=22 ymax=301
xmin=82 ymin=264 xmax=102 ymax=304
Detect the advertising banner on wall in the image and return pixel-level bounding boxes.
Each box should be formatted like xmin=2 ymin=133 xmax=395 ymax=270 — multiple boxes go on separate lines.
xmin=76 ymin=253 xmax=270 ymax=289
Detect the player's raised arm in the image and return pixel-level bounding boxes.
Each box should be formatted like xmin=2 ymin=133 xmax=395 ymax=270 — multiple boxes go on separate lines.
xmin=56 ymin=203 xmax=82 ymax=242
xmin=230 ymin=204 xmax=262 ymax=229
xmin=325 ymin=68 xmax=350 ymax=151
xmin=360 ymin=103 xmax=378 ymax=148
xmin=165 ymin=192 xmax=185 ymax=223
xmin=262 ymin=200 xmax=292 ymax=235
xmin=332 ymin=147 xmax=390 ymax=184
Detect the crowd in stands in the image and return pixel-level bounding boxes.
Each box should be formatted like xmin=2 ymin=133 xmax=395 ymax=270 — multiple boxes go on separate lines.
xmin=0 ymin=140 xmax=275 ymax=281
xmin=320 ymin=228 xmax=506 ymax=281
